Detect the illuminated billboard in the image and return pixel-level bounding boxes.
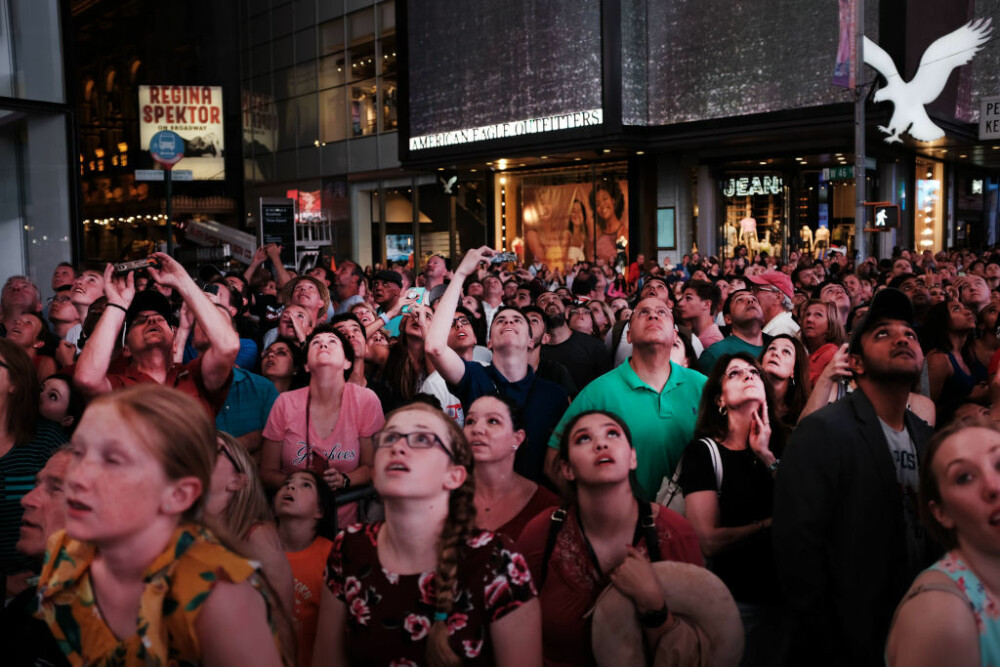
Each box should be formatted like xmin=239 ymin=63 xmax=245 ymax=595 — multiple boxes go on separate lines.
xmin=139 ymin=85 xmax=224 ymax=180
xmin=406 ymin=0 xmax=602 ymax=150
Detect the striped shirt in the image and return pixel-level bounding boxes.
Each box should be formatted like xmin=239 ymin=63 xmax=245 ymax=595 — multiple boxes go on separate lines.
xmin=0 ymin=420 xmax=67 ymax=574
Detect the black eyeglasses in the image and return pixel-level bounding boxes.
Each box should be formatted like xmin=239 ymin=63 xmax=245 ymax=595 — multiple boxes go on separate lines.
xmin=373 ymin=431 xmax=456 ymax=462
xmin=218 ymin=445 xmax=241 ymax=472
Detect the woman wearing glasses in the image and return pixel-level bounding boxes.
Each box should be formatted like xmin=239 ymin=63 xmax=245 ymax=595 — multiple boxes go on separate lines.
xmin=313 ymin=402 xmax=541 ymax=666
xmin=677 ymin=353 xmax=788 ymax=666
xmin=206 ymin=432 xmax=294 ymax=620
xmin=261 ymin=325 xmax=385 ymax=528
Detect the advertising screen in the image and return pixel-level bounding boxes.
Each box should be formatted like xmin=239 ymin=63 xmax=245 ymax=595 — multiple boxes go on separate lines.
xmin=139 ymin=85 xmax=225 ymax=180
xmin=626 ymin=0 xmax=879 ymax=126
xmin=406 ymin=0 xmax=603 ymax=151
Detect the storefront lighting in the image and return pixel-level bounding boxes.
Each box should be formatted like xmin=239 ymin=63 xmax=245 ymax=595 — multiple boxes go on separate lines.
xmin=960 ymin=155 xmax=967 ymax=159
xmin=500 ymin=183 xmax=507 ymax=250
xmin=636 ymin=151 xmax=644 ymax=155
xmin=758 ymin=161 xmax=766 ymax=165
xmin=499 ymin=176 xmax=506 ymax=185
xmin=574 ymin=157 xmax=581 ymax=161
xmin=497 ymin=159 xmax=508 ymax=170
xmin=117 ymin=142 xmax=128 ymax=153
xmin=603 ymin=149 xmax=611 ymax=154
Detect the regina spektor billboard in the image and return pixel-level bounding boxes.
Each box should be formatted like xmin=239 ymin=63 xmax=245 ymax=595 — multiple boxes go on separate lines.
xmin=139 ymin=85 xmax=224 ymax=180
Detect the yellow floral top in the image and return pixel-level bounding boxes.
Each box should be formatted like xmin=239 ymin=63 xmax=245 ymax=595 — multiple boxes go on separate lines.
xmin=34 ymin=523 xmax=281 ymax=666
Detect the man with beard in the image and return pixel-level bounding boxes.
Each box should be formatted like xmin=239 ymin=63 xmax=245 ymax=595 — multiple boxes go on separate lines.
xmin=536 ymin=290 xmax=608 ymax=390
xmin=699 ymin=289 xmax=769 ymax=374
xmin=773 ymin=289 xmax=936 ymax=666
xmin=888 ymin=273 xmax=932 ymax=328
xmin=73 ymin=253 xmax=238 ymax=416
xmin=522 ymin=305 xmax=577 ymax=398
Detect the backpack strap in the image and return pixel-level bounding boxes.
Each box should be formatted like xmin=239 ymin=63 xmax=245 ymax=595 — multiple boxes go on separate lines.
xmin=539 ymin=505 xmax=570 ymax=589
xmin=639 ymin=501 xmax=661 ymax=562
xmin=701 ymin=437 xmax=723 ymax=493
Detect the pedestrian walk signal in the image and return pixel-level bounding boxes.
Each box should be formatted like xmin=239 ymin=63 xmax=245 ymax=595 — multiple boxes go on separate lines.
xmin=865 ymin=202 xmax=899 ymax=230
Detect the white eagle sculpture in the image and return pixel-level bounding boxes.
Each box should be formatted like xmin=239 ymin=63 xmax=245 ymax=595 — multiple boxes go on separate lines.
xmin=864 ymin=18 xmax=992 ymax=143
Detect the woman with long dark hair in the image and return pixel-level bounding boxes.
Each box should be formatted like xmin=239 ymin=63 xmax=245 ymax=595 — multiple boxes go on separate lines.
xmin=515 ymin=409 xmax=702 ymax=667
xmin=678 ymin=352 xmax=788 ymax=666
xmin=313 ymin=402 xmax=541 ymax=665
xmin=925 ymin=300 xmax=989 ymax=414
xmin=261 ymin=324 xmax=384 ymax=528
xmin=759 ymin=334 xmax=810 ymax=426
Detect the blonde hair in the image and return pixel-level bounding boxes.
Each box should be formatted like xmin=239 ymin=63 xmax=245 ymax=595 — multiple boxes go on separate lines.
xmin=382 ymin=402 xmax=476 ymax=667
xmin=91 ymin=385 xmax=216 ymax=522
xmin=216 ymin=431 xmax=274 ymax=539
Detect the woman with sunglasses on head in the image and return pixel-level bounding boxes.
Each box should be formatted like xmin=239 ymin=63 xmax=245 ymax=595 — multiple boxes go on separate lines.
xmin=313 ymin=402 xmax=542 ymax=666
xmin=678 ymin=353 xmax=788 ymax=666
xmin=273 ymin=470 xmax=338 ymax=667
xmin=34 ymin=385 xmax=288 ymax=666
xmin=466 ymin=395 xmax=559 ymax=541
xmin=261 ymin=324 xmax=385 ymax=529
xmin=206 ymin=431 xmax=295 ymax=622
xmin=887 ymin=420 xmax=1000 ymax=667
xmin=515 ymin=409 xmax=703 ymax=667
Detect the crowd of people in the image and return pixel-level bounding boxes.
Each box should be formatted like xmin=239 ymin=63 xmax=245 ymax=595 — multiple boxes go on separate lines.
xmin=2 ymin=240 xmax=1000 ymax=665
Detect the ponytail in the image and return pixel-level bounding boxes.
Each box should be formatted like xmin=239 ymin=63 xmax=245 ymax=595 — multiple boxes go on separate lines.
xmin=426 ymin=474 xmax=477 ymax=667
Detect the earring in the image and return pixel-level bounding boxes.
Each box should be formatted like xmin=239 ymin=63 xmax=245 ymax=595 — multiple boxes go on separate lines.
xmin=718 ymin=405 xmax=727 ymax=416
xmin=790 ymin=376 xmax=796 ymax=387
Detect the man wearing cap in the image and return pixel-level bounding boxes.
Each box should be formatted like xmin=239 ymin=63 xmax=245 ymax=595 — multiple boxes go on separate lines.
xmin=73 ymin=253 xmax=238 ymax=416
xmin=773 ymin=288 xmax=936 ymax=666
xmin=745 ymin=270 xmax=799 ymax=338
xmin=370 ymin=270 xmax=405 ymax=337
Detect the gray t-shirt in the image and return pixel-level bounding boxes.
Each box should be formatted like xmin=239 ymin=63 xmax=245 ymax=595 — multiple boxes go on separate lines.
xmin=879 ymin=418 xmax=923 ymax=572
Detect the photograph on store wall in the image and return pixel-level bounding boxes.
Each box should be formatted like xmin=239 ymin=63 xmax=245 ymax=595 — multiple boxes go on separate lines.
xmin=521 ymin=178 xmax=628 ymax=271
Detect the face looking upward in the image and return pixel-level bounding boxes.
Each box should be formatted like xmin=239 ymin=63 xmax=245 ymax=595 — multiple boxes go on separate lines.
xmin=464 ymin=396 xmax=525 ymax=464
xmin=372 ymin=409 xmax=465 ymax=500
xmin=762 ymin=338 xmax=797 ymax=381
xmin=561 ymin=413 xmax=636 ymax=486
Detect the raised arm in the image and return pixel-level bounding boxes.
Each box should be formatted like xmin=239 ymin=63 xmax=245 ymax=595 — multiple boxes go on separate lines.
xmin=147 ymin=252 xmax=239 ymax=392
xmin=73 ymin=264 xmax=132 ymax=397
xmin=265 ymin=244 xmax=292 ymax=289
xmin=425 ymin=246 xmax=494 ymax=385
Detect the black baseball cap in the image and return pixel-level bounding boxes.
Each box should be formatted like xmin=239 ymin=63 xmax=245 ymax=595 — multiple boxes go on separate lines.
xmin=848 ymin=288 xmax=914 ymax=354
xmin=372 ymin=270 xmax=402 ymax=288
xmin=125 ymin=290 xmax=175 ymax=331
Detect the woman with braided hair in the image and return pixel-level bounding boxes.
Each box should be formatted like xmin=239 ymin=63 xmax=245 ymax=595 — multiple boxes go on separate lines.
xmin=313 ymin=402 xmax=541 ymax=665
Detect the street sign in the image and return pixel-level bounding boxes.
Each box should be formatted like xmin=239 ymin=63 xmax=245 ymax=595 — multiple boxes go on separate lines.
xmin=135 ymin=169 xmax=193 ymax=181
xmin=259 ymin=197 xmax=296 ymax=266
xmin=980 ymin=96 xmax=1000 ymax=140
xmin=149 ymin=130 xmax=184 ymax=166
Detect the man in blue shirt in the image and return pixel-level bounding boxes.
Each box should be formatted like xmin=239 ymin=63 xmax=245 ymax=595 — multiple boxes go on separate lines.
xmin=426 ymin=247 xmax=568 ymax=484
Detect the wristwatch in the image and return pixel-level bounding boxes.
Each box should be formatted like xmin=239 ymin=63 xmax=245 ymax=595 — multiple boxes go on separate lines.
xmin=638 ymin=602 xmax=670 ymax=628
xmin=341 ymin=474 xmax=352 ymax=491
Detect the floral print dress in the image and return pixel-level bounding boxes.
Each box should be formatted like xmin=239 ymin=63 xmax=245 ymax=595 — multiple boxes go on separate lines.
xmin=326 ymin=522 xmax=537 ymax=666
xmin=34 ymin=524 xmax=283 ymax=666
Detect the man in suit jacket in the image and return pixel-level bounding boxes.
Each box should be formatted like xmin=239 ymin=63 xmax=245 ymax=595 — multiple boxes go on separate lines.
xmin=773 ymin=288 xmax=936 ymax=666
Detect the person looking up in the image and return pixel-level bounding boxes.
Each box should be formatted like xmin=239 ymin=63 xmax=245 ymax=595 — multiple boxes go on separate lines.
xmin=426 ymin=247 xmax=569 ymax=485
xmin=960 ymin=274 xmax=991 ymax=314
xmin=537 ymin=290 xmax=608 ymax=391
xmin=773 ymin=288 xmax=936 ymax=666
xmin=699 ymin=290 xmax=768 ymax=375
xmin=746 ymin=271 xmax=800 ymax=337
xmin=423 ymin=254 xmax=448 ymax=292
xmin=466 ymin=395 xmax=559 ymax=541
xmin=261 ymin=325 xmax=383 ymax=528
xmin=333 ymin=260 xmax=366 ymax=314
xmin=73 ymin=255 xmax=239 ymax=417
xmin=799 ymin=299 xmax=847 ymax=387
xmin=371 ymin=270 xmax=405 ymax=337
xmin=546 ymin=297 xmax=706 ymax=499
xmin=759 ymin=334 xmax=810 ymax=427
xmin=312 ymin=402 xmax=542 ymax=666
xmin=1 ymin=276 xmax=41 ymax=338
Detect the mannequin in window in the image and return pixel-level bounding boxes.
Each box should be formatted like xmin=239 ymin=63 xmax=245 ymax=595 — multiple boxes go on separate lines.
xmin=723 ymin=221 xmax=739 ymax=257
xmin=758 ymin=230 xmax=773 ymax=257
xmin=813 ymin=225 xmax=830 ymax=259
xmin=799 ymin=225 xmax=814 ymax=256
xmin=739 ymin=217 xmax=758 ymax=252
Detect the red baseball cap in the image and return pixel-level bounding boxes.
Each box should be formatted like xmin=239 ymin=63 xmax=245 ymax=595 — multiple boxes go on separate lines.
xmin=746 ymin=271 xmax=794 ymax=300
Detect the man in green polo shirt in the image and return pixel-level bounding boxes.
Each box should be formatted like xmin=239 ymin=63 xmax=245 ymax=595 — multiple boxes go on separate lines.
xmin=698 ymin=289 xmax=769 ymax=375
xmin=545 ymin=296 xmax=706 ymax=499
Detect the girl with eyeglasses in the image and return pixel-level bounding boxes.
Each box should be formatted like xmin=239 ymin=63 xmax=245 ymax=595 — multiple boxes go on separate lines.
xmin=678 ymin=352 xmax=788 ymax=665
xmin=313 ymin=402 xmax=541 ymax=666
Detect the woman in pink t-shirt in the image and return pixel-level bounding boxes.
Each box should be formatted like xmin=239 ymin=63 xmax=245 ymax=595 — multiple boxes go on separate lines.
xmin=261 ymin=325 xmax=385 ymax=528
